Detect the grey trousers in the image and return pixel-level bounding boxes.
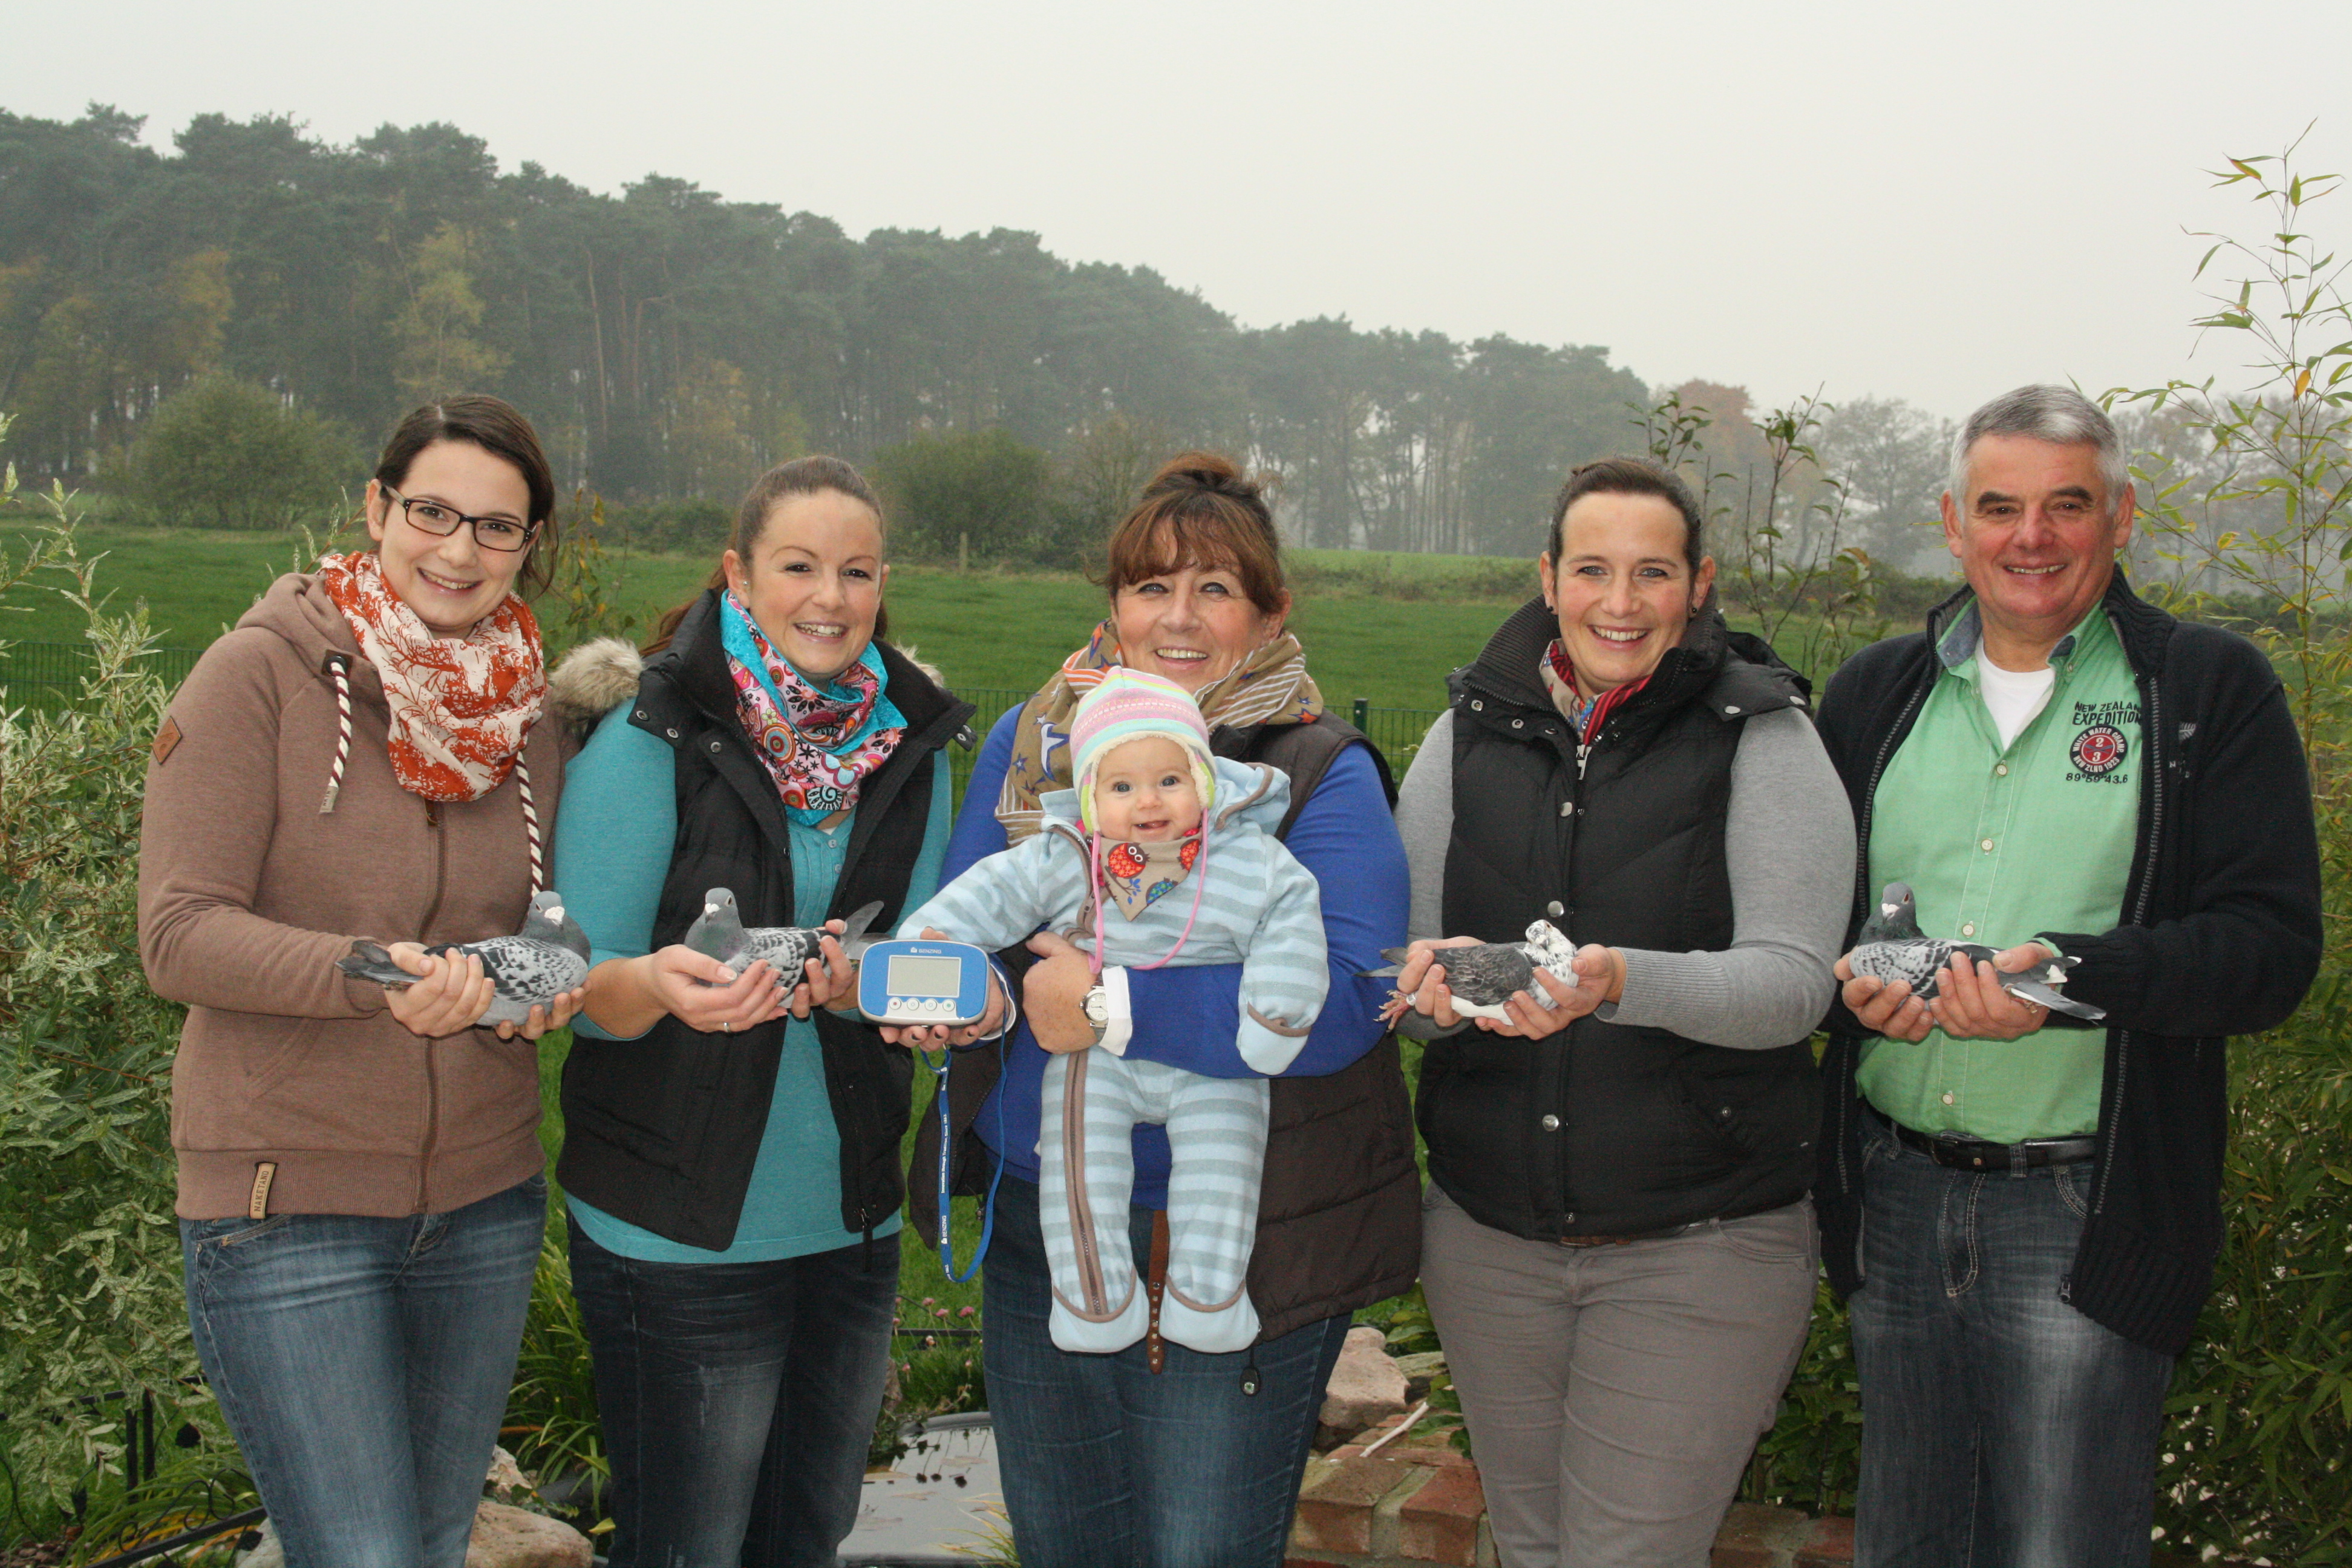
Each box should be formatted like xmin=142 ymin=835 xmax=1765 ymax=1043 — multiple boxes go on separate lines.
xmin=1420 ymin=1184 xmax=1819 ymax=1568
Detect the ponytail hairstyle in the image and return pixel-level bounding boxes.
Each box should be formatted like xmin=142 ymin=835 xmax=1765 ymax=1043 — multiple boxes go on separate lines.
xmin=644 ymin=456 xmax=889 ymax=655
xmin=1546 ymin=458 xmax=1704 ymax=575
xmin=1099 ymin=451 xmax=1287 ymax=619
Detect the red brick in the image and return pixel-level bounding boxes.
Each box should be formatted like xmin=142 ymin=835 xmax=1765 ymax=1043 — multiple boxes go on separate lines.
xmin=1398 ymin=1465 xmax=1486 ymax=1565
xmin=1293 ymin=1455 xmax=1415 ymax=1556
xmin=1794 ymin=1514 xmax=1854 ymax=1566
xmin=1383 ymin=1441 xmax=1474 ymax=1469
xmin=1712 ymin=1501 xmax=1808 ymax=1568
xmin=1284 ymin=1560 xmax=1348 ymax=1568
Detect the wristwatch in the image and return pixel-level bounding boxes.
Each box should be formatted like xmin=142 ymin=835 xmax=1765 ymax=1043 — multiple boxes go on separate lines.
xmin=1082 ymin=966 xmax=1132 ymax=1055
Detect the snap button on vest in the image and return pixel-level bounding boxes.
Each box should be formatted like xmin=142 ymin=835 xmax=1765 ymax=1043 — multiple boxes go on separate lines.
xmin=1541 ymin=1114 xmax=1560 ymax=1130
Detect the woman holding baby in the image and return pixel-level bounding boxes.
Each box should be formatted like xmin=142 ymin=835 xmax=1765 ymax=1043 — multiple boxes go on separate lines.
xmin=914 ymin=453 xmax=1414 ymax=1568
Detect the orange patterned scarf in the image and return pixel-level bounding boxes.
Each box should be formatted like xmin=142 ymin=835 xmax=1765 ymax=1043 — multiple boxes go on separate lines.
xmin=318 ymin=551 xmax=546 ymax=802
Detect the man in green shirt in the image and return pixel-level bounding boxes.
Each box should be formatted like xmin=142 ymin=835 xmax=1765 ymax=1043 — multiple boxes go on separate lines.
xmin=1813 ymin=386 xmax=2322 ymax=1567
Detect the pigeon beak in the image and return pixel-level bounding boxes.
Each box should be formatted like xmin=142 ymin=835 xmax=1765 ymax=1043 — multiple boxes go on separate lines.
xmin=546 ymin=906 xmax=564 ymax=922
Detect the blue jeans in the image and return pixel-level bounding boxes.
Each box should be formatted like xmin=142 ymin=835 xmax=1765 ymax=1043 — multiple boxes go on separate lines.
xmin=566 ymin=1217 xmax=900 ymax=1568
xmin=1849 ymin=1116 xmax=2175 ymax=1568
xmin=983 ymin=1175 xmax=1350 ymax=1568
xmin=180 ymin=1175 xmax=546 ymax=1568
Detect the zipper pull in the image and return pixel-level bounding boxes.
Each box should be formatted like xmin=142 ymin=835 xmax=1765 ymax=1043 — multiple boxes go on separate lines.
xmin=424 ymin=799 xmax=440 ymax=829
xmin=1575 ymin=743 xmax=1591 ymax=780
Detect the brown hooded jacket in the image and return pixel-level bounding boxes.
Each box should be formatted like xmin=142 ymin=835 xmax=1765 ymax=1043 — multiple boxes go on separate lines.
xmin=138 ymin=572 xmax=564 ymax=1220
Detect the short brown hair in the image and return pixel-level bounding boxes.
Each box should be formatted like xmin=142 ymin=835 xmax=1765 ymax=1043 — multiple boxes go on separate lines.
xmin=647 ymin=455 xmax=890 ymax=654
xmin=1102 ymin=452 xmax=1286 ymax=617
xmin=1548 ymin=458 xmax=1704 ymax=574
xmin=374 ymin=397 xmax=560 ymax=595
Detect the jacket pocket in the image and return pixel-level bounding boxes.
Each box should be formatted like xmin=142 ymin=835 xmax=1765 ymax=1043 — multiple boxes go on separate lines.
xmin=561 ymin=1039 xmax=717 ymax=1172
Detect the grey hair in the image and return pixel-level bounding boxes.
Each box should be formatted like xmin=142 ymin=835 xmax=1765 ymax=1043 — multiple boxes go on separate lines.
xmin=1948 ymin=385 xmax=2129 ymax=512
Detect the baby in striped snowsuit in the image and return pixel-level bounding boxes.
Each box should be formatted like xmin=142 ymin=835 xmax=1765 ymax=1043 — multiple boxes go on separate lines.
xmin=899 ymin=670 xmax=1327 ymax=1355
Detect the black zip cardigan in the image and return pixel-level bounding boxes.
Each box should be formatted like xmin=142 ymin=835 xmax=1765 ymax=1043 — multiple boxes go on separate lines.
xmin=1812 ymin=573 xmax=2322 ymax=1354
xmin=557 ymin=591 xmax=975 ymax=1251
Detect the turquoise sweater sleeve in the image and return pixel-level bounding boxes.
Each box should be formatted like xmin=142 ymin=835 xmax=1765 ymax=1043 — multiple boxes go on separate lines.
xmin=549 ymin=706 xmax=679 ymax=1042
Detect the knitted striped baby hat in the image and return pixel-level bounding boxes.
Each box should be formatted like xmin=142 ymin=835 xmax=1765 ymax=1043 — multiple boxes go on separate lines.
xmin=1069 ymin=669 xmax=1217 ymax=834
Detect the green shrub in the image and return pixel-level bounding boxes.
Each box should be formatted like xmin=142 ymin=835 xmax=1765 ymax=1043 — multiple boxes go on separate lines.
xmin=0 ymin=480 xmax=209 ymax=1533
xmin=872 ymin=429 xmax=1051 ymax=564
xmin=126 ymin=377 xmax=354 ymax=530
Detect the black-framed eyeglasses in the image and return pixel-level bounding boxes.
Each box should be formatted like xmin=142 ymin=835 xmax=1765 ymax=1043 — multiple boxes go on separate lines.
xmin=383 ymin=488 xmax=538 ymax=553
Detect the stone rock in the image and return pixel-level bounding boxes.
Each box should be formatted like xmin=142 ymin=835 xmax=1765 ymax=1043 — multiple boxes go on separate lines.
xmin=466 ymin=1500 xmax=593 ymax=1568
xmin=486 ymin=1444 xmax=535 ymax=1502
xmin=233 ymin=1501 xmax=592 ymax=1568
xmin=234 ymin=1520 xmax=283 ymax=1568
xmin=1319 ymin=1323 xmax=1410 ymax=1437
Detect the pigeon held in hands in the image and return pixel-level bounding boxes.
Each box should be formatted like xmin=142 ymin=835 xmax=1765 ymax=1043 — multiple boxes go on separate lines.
xmin=1366 ymin=920 xmax=1583 ymax=1023
xmin=1847 ymin=881 xmax=2106 ymax=1023
xmin=681 ymin=890 xmax=886 ymax=988
xmin=335 ymin=890 xmax=593 ymax=1027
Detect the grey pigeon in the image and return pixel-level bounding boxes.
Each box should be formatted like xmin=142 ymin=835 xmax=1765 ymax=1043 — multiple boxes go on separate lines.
xmin=681 ymin=890 xmax=886 ymax=988
xmin=1365 ymin=920 xmax=1583 ymax=1022
xmin=336 ymin=890 xmax=592 ymax=1027
xmin=1847 ymin=882 xmax=2105 ymax=1022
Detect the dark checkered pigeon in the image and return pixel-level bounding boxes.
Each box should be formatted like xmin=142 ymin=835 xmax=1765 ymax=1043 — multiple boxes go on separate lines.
xmin=1847 ymin=881 xmax=2105 ymax=1022
xmin=335 ymin=890 xmax=592 ymax=1027
xmin=681 ymin=889 xmax=886 ymax=988
xmin=1364 ymin=919 xmax=1583 ymax=1021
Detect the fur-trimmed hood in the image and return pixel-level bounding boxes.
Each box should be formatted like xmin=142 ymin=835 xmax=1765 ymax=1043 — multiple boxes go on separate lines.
xmin=546 ymin=636 xmax=645 ymax=737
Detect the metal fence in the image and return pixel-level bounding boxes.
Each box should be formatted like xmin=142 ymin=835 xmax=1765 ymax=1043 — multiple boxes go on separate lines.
xmin=0 ymin=640 xmax=206 ymax=713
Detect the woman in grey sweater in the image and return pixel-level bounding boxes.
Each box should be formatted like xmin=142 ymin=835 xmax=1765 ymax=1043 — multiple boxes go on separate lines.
xmin=1387 ymin=458 xmax=1854 ymax=1568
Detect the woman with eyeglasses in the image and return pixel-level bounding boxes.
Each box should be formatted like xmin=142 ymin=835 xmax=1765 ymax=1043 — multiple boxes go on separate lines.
xmin=140 ymin=397 xmax=582 ymax=1568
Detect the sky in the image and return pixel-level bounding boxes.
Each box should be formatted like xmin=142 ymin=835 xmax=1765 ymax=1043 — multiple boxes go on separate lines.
xmin=15 ymin=0 xmax=2351 ymax=421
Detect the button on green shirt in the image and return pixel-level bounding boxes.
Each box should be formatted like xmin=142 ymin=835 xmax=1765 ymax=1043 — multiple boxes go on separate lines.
xmin=1857 ymin=599 xmax=2139 ymax=1142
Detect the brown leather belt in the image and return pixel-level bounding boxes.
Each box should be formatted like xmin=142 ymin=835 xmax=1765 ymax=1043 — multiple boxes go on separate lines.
xmin=1557 ymin=1223 xmax=1697 ymax=1249
xmin=1886 ymin=1116 xmax=2097 ymax=1171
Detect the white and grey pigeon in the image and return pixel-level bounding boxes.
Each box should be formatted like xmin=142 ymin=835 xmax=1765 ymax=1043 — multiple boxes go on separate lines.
xmin=681 ymin=890 xmax=886 ymax=988
xmin=1365 ymin=920 xmax=1583 ymax=1022
xmin=1847 ymin=881 xmax=2106 ymax=1022
xmin=336 ymin=890 xmax=592 ymax=1027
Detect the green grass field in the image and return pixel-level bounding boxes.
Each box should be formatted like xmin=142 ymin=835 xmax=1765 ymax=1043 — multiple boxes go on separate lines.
xmin=1 ymin=521 xmax=1527 ymax=719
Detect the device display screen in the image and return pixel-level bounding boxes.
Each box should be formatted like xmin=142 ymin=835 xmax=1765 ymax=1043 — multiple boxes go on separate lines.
xmin=887 ymin=954 xmax=965 ymax=998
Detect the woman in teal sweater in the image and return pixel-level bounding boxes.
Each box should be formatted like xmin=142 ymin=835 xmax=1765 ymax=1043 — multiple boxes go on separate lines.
xmin=547 ymin=456 xmax=975 ymax=1568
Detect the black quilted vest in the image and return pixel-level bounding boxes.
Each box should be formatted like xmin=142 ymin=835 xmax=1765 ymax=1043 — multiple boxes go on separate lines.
xmin=1419 ymin=597 xmax=1820 ymax=1239
xmin=557 ymin=591 xmax=974 ymax=1251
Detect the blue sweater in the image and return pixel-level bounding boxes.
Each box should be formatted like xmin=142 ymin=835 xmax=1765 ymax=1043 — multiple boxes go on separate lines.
xmin=552 ymin=704 xmax=950 ymax=1263
xmin=947 ymin=707 xmax=1406 ymax=1204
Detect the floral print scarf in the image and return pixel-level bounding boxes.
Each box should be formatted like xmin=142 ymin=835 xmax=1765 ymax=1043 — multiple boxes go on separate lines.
xmin=720 ymin=589 xmax=905 ymax=823
xmin=317 ymin=550 xmax=544 ymax=802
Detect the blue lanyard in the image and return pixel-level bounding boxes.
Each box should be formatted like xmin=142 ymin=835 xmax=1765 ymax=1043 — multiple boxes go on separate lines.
xmin=920 ymin=1034 xmax=1006 ymax=1282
